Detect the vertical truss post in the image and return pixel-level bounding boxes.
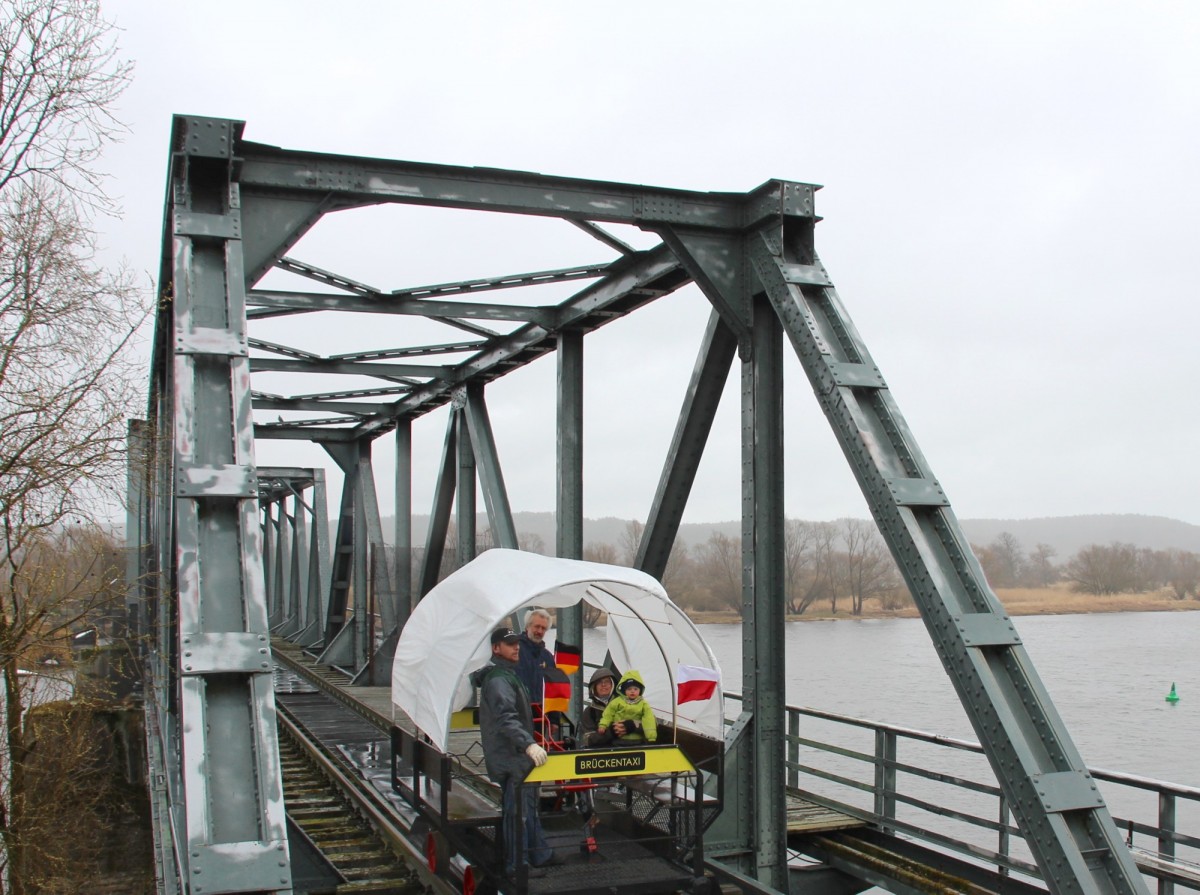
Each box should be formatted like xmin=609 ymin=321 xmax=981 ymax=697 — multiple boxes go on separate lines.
xmin=556 ymin=330 xmax=585 ymax=720
xmin=261 ymin=501 xmax=276 ymax=626
xmin=270 ymin=501 xmax=290 ymax=629
xmin=739 ymin=293 xmax=788 ymax=889
xmin=456 ymin=402 xmax=477 ymax=564
xmin=395 ymin=420 xmax=413 ymax=624
xmin=164 ymin=115 xmax=289 ymax=893
xmin=277 ymin=489 xmax=308 ymax=638
xmin=748 ymin=201 xmax=1148 ymax=895
xmin=350 ymin=454 xmax=370 ymax=672
xmin=282 ymin=498 xmax=298 ymax=628
xmin=297 ymin=469 xmax=330 ymax=648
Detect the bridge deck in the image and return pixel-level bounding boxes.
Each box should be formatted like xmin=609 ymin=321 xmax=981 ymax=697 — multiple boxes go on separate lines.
xmin=785 ymin=794 xmax=864 ymax=834
xmin=272 ymin=638 xmax=863 ymax=837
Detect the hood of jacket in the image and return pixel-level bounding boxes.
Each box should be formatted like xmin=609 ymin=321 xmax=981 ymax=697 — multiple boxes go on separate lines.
xmin=617 ymin=669 xmax=646 ymax=696
xmin=587 ymin=666 xmax=617 ymax=701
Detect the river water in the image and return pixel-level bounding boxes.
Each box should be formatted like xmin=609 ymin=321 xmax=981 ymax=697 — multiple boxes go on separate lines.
xmin=695 ymin=611 xmax=1199 ymax=786
xmin=581 ymin=609 xmax=1200 ymax=874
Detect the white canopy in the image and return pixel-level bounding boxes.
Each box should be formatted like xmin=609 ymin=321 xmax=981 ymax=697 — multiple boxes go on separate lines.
xmin=391 ymin=548 xmax=724 ymax=752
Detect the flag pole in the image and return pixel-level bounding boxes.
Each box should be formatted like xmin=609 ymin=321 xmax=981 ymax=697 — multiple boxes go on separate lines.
xmin=671 ymin=670 xmax=678 ymax=742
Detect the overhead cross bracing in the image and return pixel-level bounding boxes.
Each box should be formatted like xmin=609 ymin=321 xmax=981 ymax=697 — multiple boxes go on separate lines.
xmin=132 ymin=115 xmax=1149 ymax=895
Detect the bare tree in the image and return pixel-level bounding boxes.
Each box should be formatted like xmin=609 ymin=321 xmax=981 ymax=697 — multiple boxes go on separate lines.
xmin=693 ymin=531 xmax=742 ymax=615
xmin=518 ymin=530 xmax=547 ymax=555
xmin=837 ymin=518 xmax=898 ymax=615
xmin=618 ymin=519 xmax=644 ymax=567
xmin=584 ymin=541 xmax=618 ymax=566
xmin=1164 ymin=549 xmax=1200 ymax=600
xmin=0 ymin=0 xmax=131 ymax=204
xmin=581 ymin=542 xmax=617 ymax=626
xmin=0 ymin=3 xmax=139 ymax=891
xmin=784 ymin=519 xmax=836 ymax=615
xmin=660 ymin=538 xmax=690 ymax=599
xmin=990 ymin=532 xmax=1025 ymax=588
xmin=1026 ymin=543 xmax=1059 ymax=587
xmin=1064 ymin=543 xmax=1140 ymax=595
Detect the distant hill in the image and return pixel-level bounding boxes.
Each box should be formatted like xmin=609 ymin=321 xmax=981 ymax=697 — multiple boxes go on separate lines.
xmin=391 ymin=512 xmax=1200 ymax=561
xmin=956 ymin=515 xmax=1200 ymax=557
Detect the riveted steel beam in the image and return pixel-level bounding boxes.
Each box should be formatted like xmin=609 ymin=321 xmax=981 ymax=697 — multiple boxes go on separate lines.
xmin=141 ymin=115 xmax=1145 ymax=895
xmin=462 ymin=384 xmax=519 ymax=550
xmin=247 ymin=288 xmax=559 ymax=325
xmin=239 ymin=142 xmax=748 ymax=229
xmin=556 ymin=328 xmax=585 ymax=721
xmin=150 ymin=113 xmax=291 ymax=894
xmin=747 ymin=223 xmax=1148 ymax=895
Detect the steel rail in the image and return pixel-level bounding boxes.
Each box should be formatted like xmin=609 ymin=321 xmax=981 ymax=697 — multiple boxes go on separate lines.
xmin=275 ymin=701 xmax=448 ymax=894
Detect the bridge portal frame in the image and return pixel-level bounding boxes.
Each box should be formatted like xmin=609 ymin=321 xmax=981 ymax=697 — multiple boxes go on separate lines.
xmin=133 ymin=114 xmax=1147 ymax=895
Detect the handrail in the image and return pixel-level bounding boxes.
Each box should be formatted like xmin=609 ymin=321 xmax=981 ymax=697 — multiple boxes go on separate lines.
xmin=723 ymin=690 xmax=1200 ymax=895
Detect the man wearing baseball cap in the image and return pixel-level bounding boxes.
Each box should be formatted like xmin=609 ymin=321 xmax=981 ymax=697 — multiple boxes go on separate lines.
xmin=470 ymin=626 xmax=562 ymax=876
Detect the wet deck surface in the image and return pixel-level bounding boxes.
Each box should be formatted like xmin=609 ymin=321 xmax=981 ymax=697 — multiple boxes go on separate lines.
xmin=785 ymin=793 xmax=864 ymax=833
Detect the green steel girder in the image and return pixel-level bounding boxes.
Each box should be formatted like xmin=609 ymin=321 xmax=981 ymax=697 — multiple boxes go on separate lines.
xmin=144 ymin=117 xmax=292 ymax=895
xmin=556 ymin=329 xmax=586 ymax=722
xmin=247 ymin=287 xmax=561 ymax=325
xmin=136 ymin=113 xmax=1150 ymax=895
xmin=745 ymin=224 xmax=1147 ymax=895
xmin=636 ymin=310 xmax=738 ymax=581
xmin=234 ymin=135 xmax=809 ymax=231
xmin=419 ymin=407 xmax=459 ymax=597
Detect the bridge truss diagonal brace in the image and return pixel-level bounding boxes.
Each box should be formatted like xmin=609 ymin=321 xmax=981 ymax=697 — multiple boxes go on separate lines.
xmin=165 ymin=116 xmax=291 ymax=894
xmin=461 ymin=384 xmax=519 ymax=550
xmin=745 ymin=224 xmax=1148 ymax=895
xmin=420 ymin=406 xmax=460 ymax=598
xmin=318 ymin=442 xmax=396 ymax=677
xmin=637 ymin=309 xmax=738 ymax=580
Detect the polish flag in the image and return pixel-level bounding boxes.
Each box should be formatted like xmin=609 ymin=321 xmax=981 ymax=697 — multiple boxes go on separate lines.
xmin=676 ymin=665 xmax=720 ymax=704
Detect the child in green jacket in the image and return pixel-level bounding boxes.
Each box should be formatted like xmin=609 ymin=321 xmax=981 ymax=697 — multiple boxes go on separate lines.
xmin=596 ymin=670 xmax=657 ymax=744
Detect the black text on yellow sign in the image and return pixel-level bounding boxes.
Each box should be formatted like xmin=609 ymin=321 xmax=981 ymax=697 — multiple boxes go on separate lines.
xmin=524 ymin=746 xmax=696 ymax=783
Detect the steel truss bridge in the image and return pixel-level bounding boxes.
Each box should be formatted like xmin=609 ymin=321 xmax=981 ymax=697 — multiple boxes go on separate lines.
xmin=130 ymin=114 xmax=1156 ymax=895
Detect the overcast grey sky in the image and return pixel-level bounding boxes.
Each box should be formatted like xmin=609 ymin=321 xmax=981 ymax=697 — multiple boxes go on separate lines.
xmin=101 ymin=1 xmax=1200 ymax=527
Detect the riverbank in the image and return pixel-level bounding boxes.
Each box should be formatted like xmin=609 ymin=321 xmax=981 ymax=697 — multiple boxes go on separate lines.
xmin=685 ymin=584 xmax=1200 ymax=624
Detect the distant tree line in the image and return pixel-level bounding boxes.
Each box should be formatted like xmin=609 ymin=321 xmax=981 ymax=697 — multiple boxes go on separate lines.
xmin=404 ymin=517 xmax=909 ymax=619
xmin=403 ymin=522 xmax=1200 ymax=620
xmin=971 ymin=532 xmax=1200 ymax=599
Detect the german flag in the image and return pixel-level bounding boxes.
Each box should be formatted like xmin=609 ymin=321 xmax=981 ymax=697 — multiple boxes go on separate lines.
xmin=554 ymin=640 xmax=582 ymax=675
xmin=542 ymin=666 xmax=571 ymax=714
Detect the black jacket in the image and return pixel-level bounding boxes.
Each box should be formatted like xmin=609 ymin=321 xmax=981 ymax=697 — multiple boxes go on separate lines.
xmin=470 ymin=656 xmax=536 ymax=783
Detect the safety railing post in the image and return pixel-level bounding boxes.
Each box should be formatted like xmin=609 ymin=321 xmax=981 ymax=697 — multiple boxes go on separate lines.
xmin=787 ymin=708 xmax=799 ymax=789
xmin=874 ymin=728 xmax=897 ymax=833
xmin=998 ymin=793 xmax=1011 ymax=876
xmin=1158 ymin=792 xmax=1175 ymax=895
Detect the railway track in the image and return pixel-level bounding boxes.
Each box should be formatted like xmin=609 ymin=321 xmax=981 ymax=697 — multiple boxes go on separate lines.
xmin=278 ymin=731 xmax=421 ymax=894
xmin=273 ymin=655 xmax=433 ymax=894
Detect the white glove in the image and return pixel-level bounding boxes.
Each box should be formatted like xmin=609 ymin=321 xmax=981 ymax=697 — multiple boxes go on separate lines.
xmin=526 ymin=743 xmax=548 ymax=767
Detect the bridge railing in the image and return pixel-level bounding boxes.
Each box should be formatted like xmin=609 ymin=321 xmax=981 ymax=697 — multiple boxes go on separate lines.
xmin=723 ymin=692 xmax=1200 ymax=894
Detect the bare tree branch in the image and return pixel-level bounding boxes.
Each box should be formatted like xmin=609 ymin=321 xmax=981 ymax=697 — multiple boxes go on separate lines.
xmin=0 ymin=2 xmax=141 ymax=890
